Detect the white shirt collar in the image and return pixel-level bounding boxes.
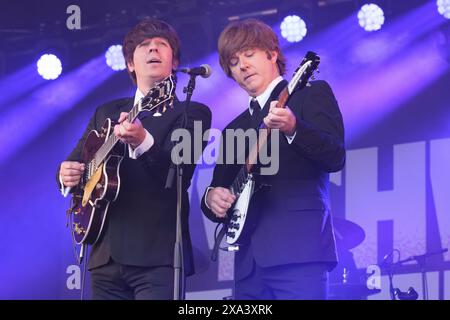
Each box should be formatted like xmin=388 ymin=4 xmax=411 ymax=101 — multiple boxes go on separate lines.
xmin=134 ymin=88 xmax=145 ymax=106
xmin=248 ymin=76 xmax=283 ymax=113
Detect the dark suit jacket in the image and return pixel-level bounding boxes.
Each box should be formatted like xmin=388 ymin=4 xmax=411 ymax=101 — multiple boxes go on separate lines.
xmin=201 ymin=80 xmax=345 ymax=280
xmin=59 ymin=96 xmax=211 ymax=275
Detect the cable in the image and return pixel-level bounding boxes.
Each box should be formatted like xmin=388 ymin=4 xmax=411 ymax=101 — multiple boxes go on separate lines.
xmin=80 ymin=244 xmax=88 ymax=300
xmin=382 ymin=249 xmax=401 ymax=300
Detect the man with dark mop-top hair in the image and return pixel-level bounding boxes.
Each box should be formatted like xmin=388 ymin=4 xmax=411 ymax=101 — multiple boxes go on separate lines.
xmin=58 ymin=18 xmax=211 ymax=299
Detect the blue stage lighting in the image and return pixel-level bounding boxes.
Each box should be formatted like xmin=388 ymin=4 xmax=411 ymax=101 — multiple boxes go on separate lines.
xmin=358 ymin=3 xmax=385 ymax=32
xmin=36 ymin=54 xmax=62 ymax=80
xmin=105 ymin=45 xmax=126 ymax=71
xmin=280 ymin=15 xmax=307 ymax=43
xmin=437 ymin=0 xmax=450 ymax=19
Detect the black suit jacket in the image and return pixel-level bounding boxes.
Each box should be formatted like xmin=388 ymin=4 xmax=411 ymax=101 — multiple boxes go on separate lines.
xmin=59 ymin=96 xmax=211 ymax=275
xmin=201 ymin=80 xmax=345 ymax=280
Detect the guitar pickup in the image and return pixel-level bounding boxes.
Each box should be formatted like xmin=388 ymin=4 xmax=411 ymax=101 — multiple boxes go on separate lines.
xmin=228 ymin=222 xmax=240 ymax=230
xmin=226 ymin=231 xmax=235 ymax=238
xmin=230 ymin=215 xmax=239 ymax=222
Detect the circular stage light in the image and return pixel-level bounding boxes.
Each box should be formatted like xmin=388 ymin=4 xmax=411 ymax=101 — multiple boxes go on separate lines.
xmin=36 ymin=54 xmax=62 ymax=80
xmin=280 ymin=15 xmax=307 ymax=43
xmin=358 ymin=3 xmax=385 ymax=32
xmin=105 ymin=45 xmax=126 ymax=71
xmin=437 ymin=0 xmax=450 ymax=19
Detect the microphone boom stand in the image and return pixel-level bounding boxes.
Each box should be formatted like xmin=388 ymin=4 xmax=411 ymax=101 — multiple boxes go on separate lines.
xmin=386 ymin=248 xmax=448 ymax=300
xmin=169 ymin=73 xmax=198 ymax=300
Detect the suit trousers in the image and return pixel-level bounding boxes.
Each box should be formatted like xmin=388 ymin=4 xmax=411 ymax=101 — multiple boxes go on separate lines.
xmin=90 ymin=258 xmax=174 ymax=300
xmin=234 ymin=261 xmax=329 ymax=300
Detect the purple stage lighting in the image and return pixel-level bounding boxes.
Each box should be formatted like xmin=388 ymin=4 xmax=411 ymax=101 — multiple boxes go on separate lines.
xmin=280 ymin=15 xmax=307 ymax=43
xmin=105 ymin=44 xmax=126 ymax=71
xmin=358 ymin=3 xmax=385 ymax=32
xmin=36 ymin=54 xmax=62 ymax=80
xmin=437 ymin=0 xmax=450 ymax=19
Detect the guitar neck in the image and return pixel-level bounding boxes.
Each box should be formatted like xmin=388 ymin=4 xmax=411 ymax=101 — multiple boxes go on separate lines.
xmin=93 ymin=99 xmax=143 ymax=169
xmin=275 ymin=87 xmax=290 ymax=110
xmin=244 ymin=86 xmax=290 ymax=173
xmin=228 ymin=86 xmax=291 ymax=195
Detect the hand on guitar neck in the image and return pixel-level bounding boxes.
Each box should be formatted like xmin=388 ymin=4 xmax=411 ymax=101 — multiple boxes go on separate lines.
xmin=60 ymin=161 xmax=85 ymax=188
xmin=113 ymin=112 xmax=147 ymax=149
xmin=206 ymin=187 xmax=236 ymax=219
xmin=262 ymin=100 xmax=297 ymax=136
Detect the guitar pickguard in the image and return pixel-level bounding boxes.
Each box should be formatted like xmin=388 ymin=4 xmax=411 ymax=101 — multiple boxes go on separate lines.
xmin=82 ymin=163 xmax=104 ymax=207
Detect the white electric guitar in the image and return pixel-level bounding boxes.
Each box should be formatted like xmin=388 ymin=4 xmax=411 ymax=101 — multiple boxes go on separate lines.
xmin=225 ymin=51 xmax=321 ymax=245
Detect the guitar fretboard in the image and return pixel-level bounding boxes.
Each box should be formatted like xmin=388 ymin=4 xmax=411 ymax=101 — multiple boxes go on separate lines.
xmin=93 ymin=98 xmax=143 ymax=169
xmin=230 ymin=165 xmax=249 ymax=196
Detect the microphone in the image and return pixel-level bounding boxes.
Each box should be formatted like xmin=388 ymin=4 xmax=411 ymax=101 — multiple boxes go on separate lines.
xmin=178 ymin=64 xmax=212 ymax=78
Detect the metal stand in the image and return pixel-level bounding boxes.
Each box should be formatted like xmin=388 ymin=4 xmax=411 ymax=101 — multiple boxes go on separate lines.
xmin=169 ymin=73 xmax=197 ymax=300
xmin=384 ymin=248 xmax=448 ymax=300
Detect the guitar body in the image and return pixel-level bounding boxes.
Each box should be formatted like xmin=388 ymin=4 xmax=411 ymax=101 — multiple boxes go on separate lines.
xmin=71 ymin=119 xmax=125 ymax=245
xmin=226 ymin=176 xmax=256 ymax=245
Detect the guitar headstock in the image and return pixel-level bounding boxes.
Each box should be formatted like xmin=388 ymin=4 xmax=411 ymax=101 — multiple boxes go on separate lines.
xmin=139 ymin=74 xmax=176 ymax=115
xmin=288 ymin=51 xmax=320 ymax=94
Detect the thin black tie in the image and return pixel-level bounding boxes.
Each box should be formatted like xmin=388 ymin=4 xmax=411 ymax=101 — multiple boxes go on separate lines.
xmin=250 ymin=99 xmax=261 ymax=128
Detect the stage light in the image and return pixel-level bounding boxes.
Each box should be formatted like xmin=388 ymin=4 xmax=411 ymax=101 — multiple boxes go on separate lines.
xmin=358 ymin=3 xmax=385 ymax=32
xmin=437 ymin=0 xmax=450 ymax=19
xmin=36 ymin=54 xmax=62 ymax=80
xmin=105 ymin=45 xmax=126 ymax=71
xmin=280 ymin=15 xmax=307 ymax=43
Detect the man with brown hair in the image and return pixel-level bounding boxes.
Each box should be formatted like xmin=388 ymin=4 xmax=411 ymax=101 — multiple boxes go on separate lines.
xmin=201 ymin=19 xmax=345 ymax=299
xmin=58 ymin=18 xmax=211 ymax=299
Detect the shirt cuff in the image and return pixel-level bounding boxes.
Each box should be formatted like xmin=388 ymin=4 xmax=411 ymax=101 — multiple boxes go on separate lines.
xmin=204 ymin=186 xmax=214 ymax=210
xmin=129 ymin=130 xmax=155 ymax=159
xmin=285 ymin=131 xmax=297 ymax=144
xmin=59 ymin=174 xmax=71 ymax=197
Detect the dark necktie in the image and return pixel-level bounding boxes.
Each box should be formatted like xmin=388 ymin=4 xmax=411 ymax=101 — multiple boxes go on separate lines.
xmin=250 ymin=99 xmax=261 ymax=128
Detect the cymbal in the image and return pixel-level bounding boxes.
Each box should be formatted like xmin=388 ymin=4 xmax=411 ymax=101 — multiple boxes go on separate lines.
xmin=333 ymin=217 xmax=365 ymax=250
